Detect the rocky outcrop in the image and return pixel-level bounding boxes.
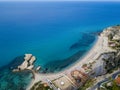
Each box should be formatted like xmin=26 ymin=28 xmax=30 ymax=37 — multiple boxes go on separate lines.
xmin=13 ymin=54 xmax=37 ymax=72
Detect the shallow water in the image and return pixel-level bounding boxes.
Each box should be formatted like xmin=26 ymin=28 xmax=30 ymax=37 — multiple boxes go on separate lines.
xmin=0 ymin=1 xmax=120 ymax=89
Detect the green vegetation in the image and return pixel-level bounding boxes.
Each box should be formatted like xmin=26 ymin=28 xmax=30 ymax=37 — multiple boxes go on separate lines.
xmin=100 ymin=80 xmax=120 ymax=90
xmin=30 ymin=81 xmax=53 ymax=90
xmin=118 ymin=74 xmax=120 ymax=77
xmin=108 ymin=39 xmax=120 ymax=50
xmin=112 ymin=80 xmax=120 ymax=90
xmin=108 ymin=34 xmax=113 ymax=41
xmin=102 ymin=52 xmax=120 ymax=74
xmin=104 ymin=58 xmax=120 ymax=74
xmin=78 ymin=78 xmax=96 ymax=90
xmin=107 ymin=27 xmax=120 ymax=50
xmin=111 ymin=44 xmax=120 ymax=50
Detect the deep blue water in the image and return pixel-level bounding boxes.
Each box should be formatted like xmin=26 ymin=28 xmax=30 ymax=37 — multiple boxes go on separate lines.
xmin=0 ymin=1 xmax=120 ymax=90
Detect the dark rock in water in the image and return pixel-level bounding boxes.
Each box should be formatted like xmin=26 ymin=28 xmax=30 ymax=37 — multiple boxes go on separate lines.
xmin=91 ymin=31 xmax=102 ymax=36
xmin=70 ymin=33 xmax=95 ymax=50
xmin=0 ymin=55 xmax=24 ymax=71
xmin=43 ymin=50 xmax=86 ymax=73
xmin=70 ymin=42 xmax=81 ymax=50
xmin=44 ymin=32 xmax=100 ymax=73
xmin=0 ymin=55 xmax=32 ymax=90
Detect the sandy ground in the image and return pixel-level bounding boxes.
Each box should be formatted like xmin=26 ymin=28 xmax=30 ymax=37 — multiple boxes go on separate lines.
xmin=26 ymin=35 xmax=114 ymax=90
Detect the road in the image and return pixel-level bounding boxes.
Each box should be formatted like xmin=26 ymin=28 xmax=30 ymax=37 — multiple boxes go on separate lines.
xmin=89 ymin=70 xmax=120 ymax=90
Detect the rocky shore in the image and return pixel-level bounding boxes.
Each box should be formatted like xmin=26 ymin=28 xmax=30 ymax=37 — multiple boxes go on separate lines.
xmin=12 ymin=54 xmax=40 ymax=72
xmin=12 ymin=25 xmax=120 ymax=90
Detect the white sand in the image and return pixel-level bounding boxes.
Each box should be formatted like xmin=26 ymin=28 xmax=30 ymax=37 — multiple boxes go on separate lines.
xmin=26 ymin=35 xmax=114 ymax=90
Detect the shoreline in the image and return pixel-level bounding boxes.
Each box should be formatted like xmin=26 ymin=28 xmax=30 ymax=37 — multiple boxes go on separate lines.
xmin=60 ymin=35 xmax=98 ymax=72
xmin=26 ymin=26 xmax=120 ymax=90
xmin=27 ymin=34 xmax=107 ymax=90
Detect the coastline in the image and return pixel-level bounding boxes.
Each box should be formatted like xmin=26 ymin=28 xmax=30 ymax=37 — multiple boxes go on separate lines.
xmin=26 ymin=26 xmax=120 ymax=90
xmin=61 ymin=35 xmax=98 ymax=72
xmin=1 ymin=1 xmax=120 ymax=89
xmin=26 ymin=34 xmax=107 ymax=90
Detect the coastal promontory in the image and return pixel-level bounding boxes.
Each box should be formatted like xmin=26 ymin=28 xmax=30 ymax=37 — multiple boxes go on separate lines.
xmin=13 ymin=25 xmax=120 ymax=90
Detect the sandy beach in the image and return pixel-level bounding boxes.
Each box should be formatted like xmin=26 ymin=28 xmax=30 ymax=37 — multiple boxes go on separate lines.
xmin=26 ymin=33 xmax=114 ymax=90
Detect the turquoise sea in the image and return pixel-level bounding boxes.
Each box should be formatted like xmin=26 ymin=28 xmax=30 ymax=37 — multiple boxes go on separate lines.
xmin=0 ymin=1 xmax=120 ymax=90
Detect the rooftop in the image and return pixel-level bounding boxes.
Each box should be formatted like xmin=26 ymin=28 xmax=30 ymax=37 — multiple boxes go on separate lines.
xmin=52 ymin=76 xmax=76 ymax=90
xmin=115 ymin=74 xmax=120 ymax=86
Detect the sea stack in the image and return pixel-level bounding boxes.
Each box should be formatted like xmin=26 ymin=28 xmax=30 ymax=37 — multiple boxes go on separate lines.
xmin=12 ymin=54 xmax=37 ymax=72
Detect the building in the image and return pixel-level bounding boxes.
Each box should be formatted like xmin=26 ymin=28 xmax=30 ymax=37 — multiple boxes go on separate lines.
xmin=115 ymin=74 xmax=120 ymax=86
